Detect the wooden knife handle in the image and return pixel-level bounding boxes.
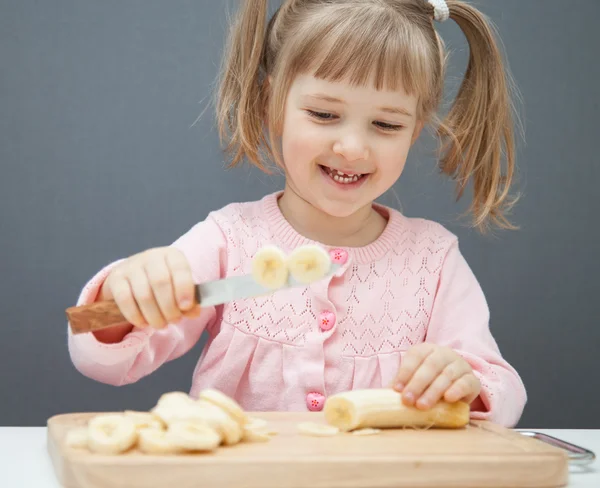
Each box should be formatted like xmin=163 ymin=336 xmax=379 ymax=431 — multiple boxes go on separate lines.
xmin=66 ymin=300 xmax=129 ymax=334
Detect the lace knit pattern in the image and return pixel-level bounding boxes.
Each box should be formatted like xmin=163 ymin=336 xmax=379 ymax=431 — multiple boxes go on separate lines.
xmin=212 ymin=197 xmax=455 ymax=356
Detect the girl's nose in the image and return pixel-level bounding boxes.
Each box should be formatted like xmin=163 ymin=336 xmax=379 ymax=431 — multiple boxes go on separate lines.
xmin=332 ymin=134 xmax=370 ymax=162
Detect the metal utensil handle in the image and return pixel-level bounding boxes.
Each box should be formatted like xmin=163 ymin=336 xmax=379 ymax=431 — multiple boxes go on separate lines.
xmin=518 ymin=431 xmax=596 ymax=466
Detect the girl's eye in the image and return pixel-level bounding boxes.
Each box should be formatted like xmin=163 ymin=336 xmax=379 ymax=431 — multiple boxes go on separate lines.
xmin=374 ymin=121 xmax=403 ymax=131
xmin=306 ymin=110 xmax=337 ymax=120
xmin=306 ymin=110 xmax=403 ymax=132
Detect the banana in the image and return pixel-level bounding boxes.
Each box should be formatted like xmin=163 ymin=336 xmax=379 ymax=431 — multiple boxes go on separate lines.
xmin=296 ymin=422 xmax=339 ymax=437
xmin=155 ymin=391 xmax=194 ymax=408
xmin=351 ymin=428 xmax=381 ymax=436
xmin=198 ymin=388 xmax=248 ymax=427
xmin=151 ymin=393 xmax=208 ymax=426
xmin=287 ymin=245 xmax=331 ymax=284
xmin=167 ymin=422 xmax=221 ymax=452
xmin=196 ymin=400 xmax=243 ymax=446
xmin=251 ymin=245 xmax=289 ymax=289
xmin=242 ymin=427 xmax=272 ymax=443
xmin=323 ymin=388 xmax=470 ymax=432
xmin=245 ymin=417 xmax=268 ymax=430
xmin=138 ymin=428 xmax=183 ymax=455
xmin=64 ymin=427 xmax=89 ymax=449
xmin=87 ymin=414 xmax=138 ymax=454
xmin=124 ymin=410 xmax=165 ymax=430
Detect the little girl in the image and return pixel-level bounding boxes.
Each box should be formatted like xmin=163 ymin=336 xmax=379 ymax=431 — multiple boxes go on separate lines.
xmin=68 ymin=0 xmax=527 ymax=427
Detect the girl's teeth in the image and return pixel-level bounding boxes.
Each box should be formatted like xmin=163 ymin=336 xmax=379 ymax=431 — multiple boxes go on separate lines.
xmin=329 ymin=169 xmax=362 ymax=184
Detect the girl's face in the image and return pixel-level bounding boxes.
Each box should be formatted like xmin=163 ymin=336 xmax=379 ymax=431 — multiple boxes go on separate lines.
xmin=280 ymin=74 xmax=423 ymax=218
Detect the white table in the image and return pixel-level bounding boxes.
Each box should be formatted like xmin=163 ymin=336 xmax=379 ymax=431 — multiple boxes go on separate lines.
xmin=0 ymin=427 xmax=597 ymax=487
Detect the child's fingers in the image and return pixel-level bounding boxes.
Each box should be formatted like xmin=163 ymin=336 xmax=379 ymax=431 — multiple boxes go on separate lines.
xmin=400 ymin=349 xmax=450 ymax=405
xmin=145 ymin=259 xmax=182 ymax=325
xmin=414 ymin=360 xmax=471 ymax=409
xmin=107 ymin=271 xmax=146 ymax=328
xmin=391 ymin=344 xmax=434 ymax=393
xmin=128 ymin=267 xmax=167 ymax=329
xmin=165 ymin=249 xmax=196 ymax=311
xmin=443 ymin=373 xmax=481 ymax=404
xmin=182 ymin=305 xmax=201 ymax=318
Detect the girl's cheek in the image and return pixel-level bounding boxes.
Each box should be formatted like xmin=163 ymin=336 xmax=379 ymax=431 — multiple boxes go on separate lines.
xmin=284 ymin=124 xmax=323 ymax=158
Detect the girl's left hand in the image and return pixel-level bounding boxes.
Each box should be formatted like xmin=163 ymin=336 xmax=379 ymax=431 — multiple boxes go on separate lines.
xmin=391 ymin=344 xmax=481 ymax=410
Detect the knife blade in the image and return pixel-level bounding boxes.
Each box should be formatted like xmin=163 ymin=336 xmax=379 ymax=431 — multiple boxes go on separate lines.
xmin=66 ymin=263 xmax=340 ymax=335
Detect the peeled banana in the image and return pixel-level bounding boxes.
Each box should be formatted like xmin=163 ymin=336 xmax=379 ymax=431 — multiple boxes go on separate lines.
xmin=287 ymin=245 xmax=331 ymax=284
xmin=323 ymin=388 xmax=470 ymax=432
xmin=252 ymin=245 xmax=289 ymax=289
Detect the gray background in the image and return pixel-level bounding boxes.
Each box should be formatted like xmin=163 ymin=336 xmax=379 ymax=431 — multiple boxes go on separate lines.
xmin=1 ymin=0 xmax=598 ymax=428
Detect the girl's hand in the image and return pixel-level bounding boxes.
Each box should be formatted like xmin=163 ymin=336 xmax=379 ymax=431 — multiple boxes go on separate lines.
xmin=391 ymin=344 xmax=481 ymax=410
xmin=99 ymin=246 xmax=200 ymax=330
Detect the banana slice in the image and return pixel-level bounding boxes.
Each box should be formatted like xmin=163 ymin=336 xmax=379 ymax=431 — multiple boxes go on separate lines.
xmin=242 ymin=427 xmax=272 ymax=443
xmin=124 ymin=411 xmax=165 ymax=430
xmin=245 ymin=417 xmax=268 ymax=430
xmin=167 ymin=422 xmax=221 ymax=452
xmin=287 ymin=245 xmax=331 ymax=284
xmin=138 ymin=428 xmax=182 ymax=455
xmin=251 ymin=245 xmax=289 ymax=289
xmin=297 ymin=422 xmax=339 ymax=437
xmin=351 ymin=428 xmax=381 ymax=436
xmin=87 ymin=414 xmax=138 ymax=454
xmin=155 ymin=391 xmax=194 ymax=408
xmin=151 ymin=398 xmax=208 ymax=427
xmin=196 ymin=400 xmax=243 ymax=446
xmin=65 ymin=427 xmax=89 ymax=449
xmin=198 ymin=388 xmax=248 ymax=427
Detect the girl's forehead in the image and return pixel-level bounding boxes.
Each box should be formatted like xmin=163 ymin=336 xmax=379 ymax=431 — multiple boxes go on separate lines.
xmin=289 ymin=74 xmax=417 ymax=107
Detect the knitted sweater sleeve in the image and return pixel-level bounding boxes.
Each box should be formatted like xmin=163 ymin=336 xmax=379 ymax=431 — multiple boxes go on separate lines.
xmin=424 ymin=239 xmax=527 ymax=427
xmin=67 ymin=214 xmax=227 ymax=386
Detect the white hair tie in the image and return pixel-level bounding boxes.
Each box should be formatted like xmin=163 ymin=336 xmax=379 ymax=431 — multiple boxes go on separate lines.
xmin=427 ymin=0 xmax=450 ymax=22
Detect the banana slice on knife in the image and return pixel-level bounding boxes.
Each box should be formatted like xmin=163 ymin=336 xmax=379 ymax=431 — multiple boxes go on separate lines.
xmin=287 ymin=245 xmax=331 ymax=284
xmin=252 ymin=246 xmax=289 ymax=289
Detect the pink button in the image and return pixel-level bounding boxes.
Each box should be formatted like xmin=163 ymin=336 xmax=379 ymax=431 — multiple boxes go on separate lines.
xmin=330 ymin=248 xmax=348 ymax=265
xmin=319 ymin=311 xmax=336 ymax=331
xmin=307 ymin=392 xmax=325 ymax=411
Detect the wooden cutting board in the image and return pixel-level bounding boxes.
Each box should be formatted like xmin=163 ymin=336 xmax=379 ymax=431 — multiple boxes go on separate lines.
xmin=47 ymin=411 xmax=568 ymax=488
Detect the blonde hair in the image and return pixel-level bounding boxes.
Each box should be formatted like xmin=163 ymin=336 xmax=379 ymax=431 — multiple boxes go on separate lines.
xmin=216 ymin=0 xmax=521 ymax=232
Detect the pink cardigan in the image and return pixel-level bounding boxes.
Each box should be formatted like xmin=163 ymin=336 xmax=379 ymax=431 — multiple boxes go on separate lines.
xmin=68 ymin=192 xmax=527 ymax=427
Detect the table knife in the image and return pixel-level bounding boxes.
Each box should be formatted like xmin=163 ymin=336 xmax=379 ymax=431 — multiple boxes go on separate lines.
xmin=65 ymin=264 xmax=340 ymax=335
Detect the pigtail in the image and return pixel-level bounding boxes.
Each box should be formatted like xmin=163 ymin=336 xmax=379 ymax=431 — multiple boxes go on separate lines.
xmin=437 ymin=1 xmax=521 ymax=232
xmin=216 ymin=0 xmax=270 ymax=170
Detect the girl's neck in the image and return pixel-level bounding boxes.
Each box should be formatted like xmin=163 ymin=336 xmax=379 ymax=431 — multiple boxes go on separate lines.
xmin=277 ymin=184 xmax=387 ymax=248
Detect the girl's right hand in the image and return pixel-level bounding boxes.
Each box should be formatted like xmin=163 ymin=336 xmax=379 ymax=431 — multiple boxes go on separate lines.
xmin=98 ymin=247 xmax=200 ymax=332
